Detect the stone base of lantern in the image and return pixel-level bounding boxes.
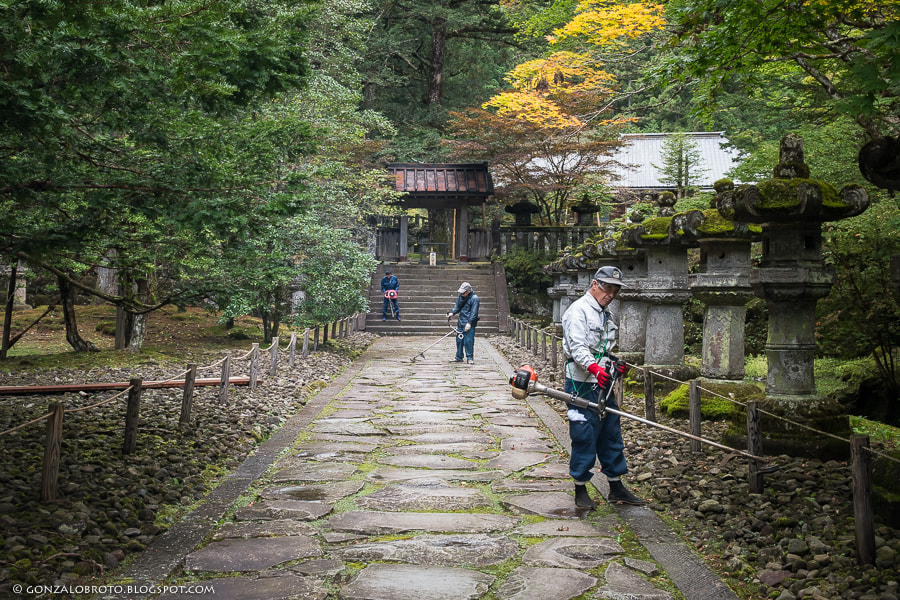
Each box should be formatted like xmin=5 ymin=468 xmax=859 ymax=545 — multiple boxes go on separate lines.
xmin=636 ymin=364 xmax=700 ymax=397
xmin=616 ymin=351 xmax=644 ymax=369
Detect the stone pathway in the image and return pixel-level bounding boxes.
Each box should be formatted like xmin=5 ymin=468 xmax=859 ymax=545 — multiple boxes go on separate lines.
xmin=114 ymin=336 xmax=739 ymax=600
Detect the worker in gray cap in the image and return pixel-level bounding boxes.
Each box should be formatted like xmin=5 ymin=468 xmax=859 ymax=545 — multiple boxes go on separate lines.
xmin=446 ymin=282 xmax=479 ymax=364
xmin=561 ymin=265 xmax=645 ymax=509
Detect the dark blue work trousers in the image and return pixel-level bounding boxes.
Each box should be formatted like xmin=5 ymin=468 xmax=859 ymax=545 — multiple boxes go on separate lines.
xmin=382 ymin=297 xmax=399 ymax=318
xmin=564 ymin=378 xmax=628 ymax=483
xmin=455 ymin=327 xmax=475 ymax=361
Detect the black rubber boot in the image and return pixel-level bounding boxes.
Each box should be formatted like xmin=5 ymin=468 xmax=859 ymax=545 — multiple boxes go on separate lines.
xmin=607 ymin=480 xmax=646 ymax=505
xmin=574 ymin=484 xmax=597 ymax=509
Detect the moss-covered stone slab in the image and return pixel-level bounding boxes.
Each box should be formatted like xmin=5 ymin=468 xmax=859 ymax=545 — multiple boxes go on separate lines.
xmin=271 ymin=461 xmax=358 ymax=483
xmin=485 ymin=451 xmax=550 ymax=473
xmin=310 ymin=419 xmax=382 ymax=436
xmin=213 ymin=520 xmax=318 ymax=541
xmin=496 ymin=566 xmax=596 ymax=600
xmin=394 ymin=431 xmax=495 ymax=445
xmin=501 ymin=492 xmax=591 ymax=519
xmin=335 ymin=533 xmax=519 ymax=567
xmin=486 ymin=424 xmax=549 ymax=438
xmin=184 ymin=536 xmax=321 ymax=572
xmin=514 ymin=518 xmax=617 ymax=538
xmin=376 ymin=453 xmax=479 ymax=470
xmin=260 ymin=480 xmax=364 ymax=503
xmin=233 ymin=500 xmax=332 ymax=522
xmin=366 ymin=466 xmax=504 ymax=483
xmin=596 ymin=561 xmax=674 ymax=599
xmin=156 ymin=574 xmax=326 ymax=600
xmin=327 ymin=511 xmax=519 ymax=535
xmin=522 ymin=463 xmax=572 ymax=479
xmin=500 ymin=437 xmax=556 ymax=452
xmin=522 ymin=537 xmax=623 ymax=569
xmin=341 ymin=564 xmax=495 ymax=600
xmin=357 ymin=478 xmax=492 ymax=511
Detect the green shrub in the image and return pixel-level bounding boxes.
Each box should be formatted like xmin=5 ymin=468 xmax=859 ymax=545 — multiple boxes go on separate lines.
xmin=499 ymin=248 xmax=555 ymax=296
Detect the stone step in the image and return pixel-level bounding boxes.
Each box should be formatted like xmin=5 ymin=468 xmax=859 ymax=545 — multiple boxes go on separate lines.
xmin=368 ymin=262 xmax=506 ymax=335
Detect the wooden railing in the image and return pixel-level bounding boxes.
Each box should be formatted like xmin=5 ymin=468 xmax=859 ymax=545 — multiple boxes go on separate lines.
xmin=505 ymin=315 xmax=889 ymax=567
xmin=0 ymin=312 xmax=360 ymax=502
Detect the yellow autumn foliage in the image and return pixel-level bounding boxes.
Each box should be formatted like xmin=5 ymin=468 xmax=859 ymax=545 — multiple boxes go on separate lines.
xmin=483 ymin=91 xmax=584 ymax=128
xmin=549 ymin=1 xmax=666 ymax=47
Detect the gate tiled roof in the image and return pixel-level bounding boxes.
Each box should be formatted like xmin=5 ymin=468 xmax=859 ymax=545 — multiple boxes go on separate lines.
xmin=386 ymin=163 xmax=493 ymax=207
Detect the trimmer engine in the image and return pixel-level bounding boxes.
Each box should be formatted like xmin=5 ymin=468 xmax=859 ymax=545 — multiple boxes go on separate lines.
xmin=509 ymin=365 xmax=537 ymax=399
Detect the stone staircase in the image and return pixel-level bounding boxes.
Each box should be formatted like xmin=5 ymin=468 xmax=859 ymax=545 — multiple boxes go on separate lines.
xmin=364 ymin=262 xmax=508 ymax=336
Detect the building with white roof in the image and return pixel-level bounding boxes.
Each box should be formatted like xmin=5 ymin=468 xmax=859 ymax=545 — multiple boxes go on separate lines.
xmin=609 ymin=131 xmax=744 ymax=200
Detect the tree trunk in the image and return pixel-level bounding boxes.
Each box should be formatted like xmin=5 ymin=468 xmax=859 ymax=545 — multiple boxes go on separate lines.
xmin=427 ymin=18 xmax=447 ymax=107
xmin=1 ymin=262 xmax=17 ymax=359
xmin=59 ymin=275 xmax=99 ymax=353
xmin=127 ymin=313 xmax=146 ymax=353
xmin=95 ymin=249 xmax=119 ymax=304
xmin=115 ymin=306 xmax=132 ymax=350
xmin=262 ymin=313 xmax=272 ymax=343
xmin=126 ymin=278 xmax=150 ymax=354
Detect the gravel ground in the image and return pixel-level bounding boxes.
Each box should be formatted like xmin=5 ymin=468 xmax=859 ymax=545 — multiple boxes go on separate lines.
xmin=0 ymin=332 xmax=377 ymax=596
xmin=1 ymin=331 xmax=897 ymax=600
xmin=488 ymin=333 xmax=899 ymax=600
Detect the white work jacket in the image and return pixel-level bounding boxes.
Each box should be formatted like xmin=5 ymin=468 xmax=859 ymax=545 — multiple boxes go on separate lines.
xmin=561 ymin=291 xmax=618 ymax=383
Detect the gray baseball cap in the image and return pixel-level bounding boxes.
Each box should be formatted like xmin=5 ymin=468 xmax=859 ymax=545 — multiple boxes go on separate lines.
xmin=457 ymin=282 xmax=472 ymax=294
xmin=593 ymin=266 xmax=627 ymax=287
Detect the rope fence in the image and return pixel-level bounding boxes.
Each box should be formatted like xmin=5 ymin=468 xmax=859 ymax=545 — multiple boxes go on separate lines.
xmin=0 ymin=312 xmax=360 ymax=503
xmin=506 ymin=316 xmax=895 ymax=567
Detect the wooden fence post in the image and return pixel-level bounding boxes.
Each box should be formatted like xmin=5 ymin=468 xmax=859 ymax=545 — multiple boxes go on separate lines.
xmin=41 ymin=402 xmax=64 ymax=502
xmin=314 ymin=325 xmax=320 ymax=350
xmin=541 ymin=330 xmax=547 ymax=361
xmin=179 ymin=363 xmax=197 ymax=429
xmin=550 ymin=334 xmax=558 ymax=370
xmin=614 ymin=372 xmax=624 ymax=405
xmin=526 ymin=325 xmax=532 ymax=351
xmin=302 ymin=328 xmax=310 ymax=358
xmin=269 ymin=337 xmax=279 ymax=376
xmin=219 ymin=355 xmax=231 ymax=403
xmin=331 ymin=321 xmax=337 ymax=339
xmin=289 ymin=332 xmax=297 ymax=367
xmin=123 ymin=378 xmax=142 ymax=455
xmin=747 ymin=400 xmax=763 ymax=493
xmin=249 ymin=343 xmax=260 ymax=389
xmin=643 ymin=368 xmax=655 ymax=422
xmin=688 ymin=380 xmax=701 ymax=453
xmin=851 ymin=435 xmax=876 ymax=566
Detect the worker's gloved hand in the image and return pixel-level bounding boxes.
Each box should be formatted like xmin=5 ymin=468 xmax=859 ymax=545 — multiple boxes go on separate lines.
xmin=587 ymin=363 xmax=610 ymax=387
xmin=614 ymin=361 xmax=628 ymax=377
xmin=446 ymin=311 xmax=453 ymax=319
xmin=464 ymin=323 xmax=471 ymax=332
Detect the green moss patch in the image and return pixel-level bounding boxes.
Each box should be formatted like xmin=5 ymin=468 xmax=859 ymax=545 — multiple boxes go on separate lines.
xmin=756 ymin=178 xmax=842 ymax=209
xmin=659 ymin=380 xmax=764 ymax=419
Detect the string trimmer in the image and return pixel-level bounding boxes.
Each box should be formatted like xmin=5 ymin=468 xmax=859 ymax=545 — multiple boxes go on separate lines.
xmin=411 ymin=317 xmax=463 ymax=363
xmin=509 ymin=364 xmax=771 ymax=464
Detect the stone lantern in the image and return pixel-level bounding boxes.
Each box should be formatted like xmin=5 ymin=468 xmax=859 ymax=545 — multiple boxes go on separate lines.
xmin=656 ymin=191 xmax=677 ymax=217
xmin=505 ymin=200 xmax=542 ymax=226
xmin=571 ymin=195 xmax=601 ymax=226
xmin=719 ymin=133 xmax=869 ymax=456
xmin=620 ymin=216 xmax=699 ymax=382
xmin=676 ymin=193 xmax=761 ymax=381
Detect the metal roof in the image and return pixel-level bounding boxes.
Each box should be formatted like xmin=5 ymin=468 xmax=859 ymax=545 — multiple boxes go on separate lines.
xmin=386 ymin=163 xmax=494 ymax=207
xmin=609 ymin=132 xmax=743 ymax=190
